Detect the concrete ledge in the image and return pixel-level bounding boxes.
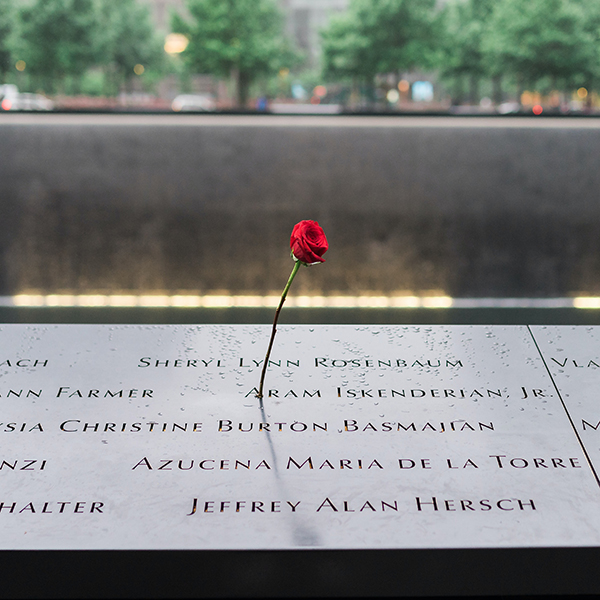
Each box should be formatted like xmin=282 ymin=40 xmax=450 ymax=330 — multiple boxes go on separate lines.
xmin=1 ymin=114 xmax=599 ymax=297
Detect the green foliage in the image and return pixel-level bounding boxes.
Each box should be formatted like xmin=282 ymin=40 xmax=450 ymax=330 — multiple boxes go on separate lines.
xmin=440 ymin=0 xmax=494 ymax=79
xmin=79 ymin=67 xmax=105 ymax=96
xmin=572 ymin=0 xmax=600 ymax=86
xmin=173 ymin=0 xmax=297 ymax=106
xmin=321 ymin=0 xmax=440 ymax=82
xmin=96 ymin=0 xmax=163 ymax=95
xmin=437 ymin=0 xmax=496 ymax=103
xmin=482 ymin=0 xmax=593 ymax=89
xmin=0 ymin=0 xmax=14 ymax=77
xmin=4 ymin=0 xmax=600 ymax=103
xmin=14 ymin=0 xmax=98 ymax=92
xmin=321 ymin=13 xmax=368 ymax=80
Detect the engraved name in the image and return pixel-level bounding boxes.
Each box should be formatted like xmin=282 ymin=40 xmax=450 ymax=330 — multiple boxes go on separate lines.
xmin=0 ymin=501 xmax=104 ymax=514
xmin=0 ymin=359 xmax=48 ymax=368
xmin=416 ymin=497 xmax=536 ymax=511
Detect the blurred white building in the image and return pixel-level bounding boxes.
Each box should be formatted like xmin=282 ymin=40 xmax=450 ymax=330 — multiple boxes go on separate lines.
xmin=138 ymin=0 xmax=186 ymax=31
xmin=279 ymin=0 xmax=349 ymax=67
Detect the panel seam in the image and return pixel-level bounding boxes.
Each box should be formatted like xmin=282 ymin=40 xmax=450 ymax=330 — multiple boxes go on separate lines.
xmin=527 ymin=325 xmax=600 ymax=489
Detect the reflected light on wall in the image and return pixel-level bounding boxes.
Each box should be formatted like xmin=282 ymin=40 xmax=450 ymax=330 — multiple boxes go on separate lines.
xmin=421 ymin=296 xmax=453 ymax=308
xmin=139 ymin=295 xmax=171 ymax=307
xmin=76 ymin=295 xmax=107 ymax=307
xmin=108 ymin=295 xmax=138 ymax=307
xmin=573 ymin=297 xmax=600 ymax=309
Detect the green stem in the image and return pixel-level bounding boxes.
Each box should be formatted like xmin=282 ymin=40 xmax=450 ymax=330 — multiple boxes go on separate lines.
xmin=257 ymin=260 xmax=301 ymax=402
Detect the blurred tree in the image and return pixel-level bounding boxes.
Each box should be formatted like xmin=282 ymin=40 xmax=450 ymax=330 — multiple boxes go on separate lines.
xmin=0 ymin=0 xmax=14 ymax=79
xmin=97 ymin=0 xmax=163 ymax=95
xmin=482 ymin=0 xmax=593 ymax=95
xmin=173 ymin=0 xmax=296 ymax=107
xmin=321 ymin=12 xmax=368 ymax=81
xmin=439 ymin=0 xmax=496 ymax=105
xmin=14 ymin=0 xmax=98 ymax=93
xmin=572 ymin=0 xmax=600 ymax=90
xmin=322 ymin=0 xmax=440 ymax=85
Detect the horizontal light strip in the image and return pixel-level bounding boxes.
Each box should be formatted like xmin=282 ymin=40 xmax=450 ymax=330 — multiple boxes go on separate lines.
xmin=7 ymin=294 xmax=450 ymax=309
xmin=573 ymin=297 xmax=600 ymax=309
xmin=0 ymin=294 xmax=597 ymax=309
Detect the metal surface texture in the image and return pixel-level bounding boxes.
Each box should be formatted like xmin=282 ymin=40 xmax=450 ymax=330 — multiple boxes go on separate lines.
xmin=0 ymin=323 xmax=599 ymax=552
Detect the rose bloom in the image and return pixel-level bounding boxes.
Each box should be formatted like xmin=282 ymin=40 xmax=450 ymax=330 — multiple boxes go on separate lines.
xmin=290 ymin=220 xmax=328 ymax=264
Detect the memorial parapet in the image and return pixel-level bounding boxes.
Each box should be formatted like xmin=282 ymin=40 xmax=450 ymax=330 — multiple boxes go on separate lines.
xmin=3 ymin=116 xmax=600 ymax=298
xmin=1 ymin=323 xmax=599 ymax=556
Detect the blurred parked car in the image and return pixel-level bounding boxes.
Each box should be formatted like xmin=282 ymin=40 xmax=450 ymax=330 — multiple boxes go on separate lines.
xmin=0 ymin=86 xmax=54 ymax=111
xmin=497 ymin=102 xmax=521 ymax=115
xmin=171 ymin=94 xmax=216 ymax=112
xmin=0 ymin=83 xmax=18 ymax=110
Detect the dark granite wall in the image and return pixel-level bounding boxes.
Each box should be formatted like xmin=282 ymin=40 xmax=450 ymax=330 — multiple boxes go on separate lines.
xmin=1 ymin=117 xmax=599 ymax=297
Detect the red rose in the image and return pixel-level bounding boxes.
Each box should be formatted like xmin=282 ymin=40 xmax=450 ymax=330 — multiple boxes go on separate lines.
xmin=290 ymin=220 xmax=328 ymax=264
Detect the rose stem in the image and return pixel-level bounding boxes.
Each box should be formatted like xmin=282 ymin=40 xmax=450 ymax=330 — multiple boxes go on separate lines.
xmin=257 ymin=260 xmax=301 ymax=403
